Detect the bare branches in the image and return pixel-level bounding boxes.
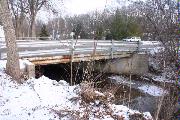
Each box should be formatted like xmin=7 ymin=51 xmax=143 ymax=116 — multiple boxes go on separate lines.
xmin=132 ymin=0 xmax=177 ymax=62
xmin=9 ymin=0 xmax=49 ymax=37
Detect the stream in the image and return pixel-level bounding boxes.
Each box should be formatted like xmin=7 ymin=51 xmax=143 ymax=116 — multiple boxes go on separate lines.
xmin=105 ymin=75 xmax=162 ymax=116
xmin=97 ymin=74 xmax=177 ymax=119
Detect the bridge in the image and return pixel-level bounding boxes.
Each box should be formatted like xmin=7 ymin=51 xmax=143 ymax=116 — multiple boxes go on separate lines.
xmin=0 ymin=38 xmax=161 ymax=78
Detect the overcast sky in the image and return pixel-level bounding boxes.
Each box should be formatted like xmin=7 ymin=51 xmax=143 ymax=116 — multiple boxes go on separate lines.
xmin=64 ymin=0 xmax=108 ymax=14
xmin=37 ymin=0 xmax=133 ymax=22
xmin=54 ymin=0 xmax=124 ymax=15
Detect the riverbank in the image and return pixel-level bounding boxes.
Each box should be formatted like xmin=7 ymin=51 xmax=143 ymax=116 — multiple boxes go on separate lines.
xmin=0 ymin=60 xmax=153 ymax=120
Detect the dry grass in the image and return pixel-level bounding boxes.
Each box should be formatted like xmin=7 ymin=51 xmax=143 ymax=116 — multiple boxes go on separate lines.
xmin=51 ymin=109 xmax=81 ymax=120
xmin=80 ymin=81 xmax=108 ymax=103
xmin=79 ymin=81 xmax=127 ymax=120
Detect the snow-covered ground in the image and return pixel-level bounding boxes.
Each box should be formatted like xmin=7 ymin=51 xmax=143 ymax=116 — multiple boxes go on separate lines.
xmin=109 ymin=75 xmax=168 ymax=97
xmin=0 ymin=60 xmax=152 ymax=120
xmin=109 ymin=76 xmax=135 ymax=85
xmin=148 ymin=45 xmax=175 ymax=84
xmin=0 ymin=60 xmax=27 ymax=71
xmin=138 ymin=85 xmax=168 ymax=96
xmin=151 ymin=74 xmax=175 ymax=83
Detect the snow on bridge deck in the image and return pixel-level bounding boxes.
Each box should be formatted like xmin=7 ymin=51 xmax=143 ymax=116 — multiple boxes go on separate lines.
xmin=0 ymin=39 xmax=161 ymax=65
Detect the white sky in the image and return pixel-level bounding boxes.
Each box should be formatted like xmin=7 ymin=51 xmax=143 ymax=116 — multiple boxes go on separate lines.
xmin=37 ymin=0 xmax=132 ymax=22
xmin=64 ymin=0 xmax=107 ymax=15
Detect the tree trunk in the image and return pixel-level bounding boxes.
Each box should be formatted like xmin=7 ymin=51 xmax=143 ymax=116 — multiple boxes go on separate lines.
xmin=0 ymin=0 xmax=21 ymax=82
xmin=18 ymin=14 xmax=25 ymax=37
xmin=15 ymin=17 xmax=20 ymax=37
xmin=29 ymin=13 xmax=36 ymax=37
xmin=32 ymin=18 xmax=36 ymax=37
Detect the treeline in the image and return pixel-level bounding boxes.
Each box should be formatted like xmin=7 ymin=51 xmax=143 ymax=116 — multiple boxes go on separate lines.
xmin=43 ymin=8 xmax=142 ymax=40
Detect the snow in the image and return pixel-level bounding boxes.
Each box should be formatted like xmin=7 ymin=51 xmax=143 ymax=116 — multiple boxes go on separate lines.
xmin=141 ymin=41 xmax=161 ymax=45
xmin=152 ymin=75 xmax=175 ymax=83
xmin=138 ymin=85 xmax=168 ymax=96
xmin=95 ymin=91 xmax=106 ymax=97
xmin=0 ymin=60 xmax=152 ymax=120
xmin=109 ymin=75 xmax=170 ymax=97
xmin=148 ymin=52 xmax=175 ymax=84
xmin=109 ymin=76 xmax=135 ymax=85
xmin=0 ymin=25 xmax=5 ymax=41
xmin=140 ymin=41 xmax=164 ymax=55
xmin=151 ymin=66 xmax=176 ymax=83
xmin=143 ymin=112 xmax=153 ymax=119
xmin=111 ymin=104 xmax=139 ymax=119
xmin=0 ymin=60 xmax=6 ymax=71
xmin=0 ymin=60 xmax=26 ymax=71
xmin=110 ymin=104 xmax=153 ymax=120
xmin=0 ymin=73 xmax=77 ymax=120
xmin=149 ymin=47 xmax=164 ymax=55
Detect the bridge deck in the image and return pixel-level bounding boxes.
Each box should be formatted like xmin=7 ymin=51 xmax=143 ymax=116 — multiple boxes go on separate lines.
xmin=0 ymin=39 xmax=161 ymax=65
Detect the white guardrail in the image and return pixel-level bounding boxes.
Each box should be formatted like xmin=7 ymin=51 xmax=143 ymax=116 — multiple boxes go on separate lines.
xmin=0 ymin=38 xmax=161 ymax=60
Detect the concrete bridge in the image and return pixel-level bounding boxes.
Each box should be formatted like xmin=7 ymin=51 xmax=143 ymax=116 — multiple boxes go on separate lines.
xmin=0 ymin=38 xmax=161 ymax=78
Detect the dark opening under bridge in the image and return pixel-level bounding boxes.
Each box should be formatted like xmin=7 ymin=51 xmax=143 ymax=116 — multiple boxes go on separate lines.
xmin=0 ymin=38 xmax=162 ymax=78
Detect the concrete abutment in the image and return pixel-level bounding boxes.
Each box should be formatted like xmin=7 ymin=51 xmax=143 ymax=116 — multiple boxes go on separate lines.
xmin=94 ymin=53 xmax=148 ymax=75
xmin=22 ymin=60 xmax=35 ymax=79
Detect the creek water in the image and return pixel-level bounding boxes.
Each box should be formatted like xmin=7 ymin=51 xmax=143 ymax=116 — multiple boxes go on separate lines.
xmin=105 ymin=76 xmax=160 ymax=116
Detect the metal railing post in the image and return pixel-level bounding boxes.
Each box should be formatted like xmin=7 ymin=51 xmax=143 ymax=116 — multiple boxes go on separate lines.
xmin=111 ymin=39 xmax=114 ymax=59
xmin=137 ymin=40 xmax=141 ymax=52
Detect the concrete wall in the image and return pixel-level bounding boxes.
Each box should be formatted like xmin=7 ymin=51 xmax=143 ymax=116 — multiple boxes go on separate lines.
xmin=95 ymin=53 xmax=148 ymax=75
xmin=22 ymin=60 xmax=35 ymax=79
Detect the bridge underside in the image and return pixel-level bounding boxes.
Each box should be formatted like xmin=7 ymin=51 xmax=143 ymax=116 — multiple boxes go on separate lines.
xmin=22 ymin=52 xmax=148 ymax=79
xmin=25 ymin=52 xmax=133 ymax=65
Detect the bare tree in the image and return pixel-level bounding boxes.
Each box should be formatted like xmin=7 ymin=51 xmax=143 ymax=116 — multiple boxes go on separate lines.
xmin=0 ymin=0 xmax=21 ymax=82
xmin=27 ymin=0 xmax=47 ymax=37
xmin=133 ymin=0 xmax=177 ymax=62
xmin=9 ymin=0 xmax=48 ymax=37
xmin=9 ymin=0 xmax=28 ymax=37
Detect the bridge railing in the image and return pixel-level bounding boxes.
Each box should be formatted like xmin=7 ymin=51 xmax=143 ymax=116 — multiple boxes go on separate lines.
xmin=0 ymin=39 xmax=161 ymax=60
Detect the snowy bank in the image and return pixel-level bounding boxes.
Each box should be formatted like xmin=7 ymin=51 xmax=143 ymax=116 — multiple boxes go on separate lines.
xmin=138 ymin=85 xmax=168 ymax=96
xmin=0 ymin=59 xmax=27 ymax=71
